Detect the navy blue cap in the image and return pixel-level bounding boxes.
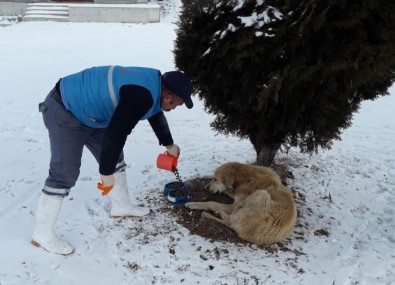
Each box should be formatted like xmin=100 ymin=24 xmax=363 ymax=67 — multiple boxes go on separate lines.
xmin=162 ymin=71 xmax=193 ymax=109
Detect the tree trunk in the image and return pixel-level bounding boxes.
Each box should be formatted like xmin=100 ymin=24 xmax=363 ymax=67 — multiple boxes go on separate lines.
xmin=255 ymin=142 xmax=281 ymax=166
xmin=249 ymin=130 xmax=282 ymax=166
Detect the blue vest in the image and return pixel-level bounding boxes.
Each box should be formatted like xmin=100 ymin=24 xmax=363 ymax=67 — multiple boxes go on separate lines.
xmin=60 ymin=66 xmax=163 ymax=128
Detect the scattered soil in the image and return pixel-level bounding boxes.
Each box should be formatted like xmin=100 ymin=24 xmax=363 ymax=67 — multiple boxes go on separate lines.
xmin=171 ymin=177 xmax=240 ymax=243
xmin=156 ymin=163 xmax=308 ymax=274
xmin=167 ymin=163 xmax=296 ymax=246
xmin=314 ymin=228 xmax=330 ymax=237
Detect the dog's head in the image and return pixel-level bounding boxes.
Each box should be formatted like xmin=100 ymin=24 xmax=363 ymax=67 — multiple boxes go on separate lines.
xmin=207 ymin=163 xmax=237 ymax=194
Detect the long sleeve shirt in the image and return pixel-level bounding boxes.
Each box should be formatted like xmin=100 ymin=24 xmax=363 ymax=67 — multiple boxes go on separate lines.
xmin=99 ymin=84 xmax=173 ymax=175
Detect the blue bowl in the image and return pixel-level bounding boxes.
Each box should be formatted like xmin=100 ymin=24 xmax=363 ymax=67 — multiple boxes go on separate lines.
xmin=164 ymin=181 xmax=186 ymax=195
xmin=163 ymin=181 xmax=191 ymax=204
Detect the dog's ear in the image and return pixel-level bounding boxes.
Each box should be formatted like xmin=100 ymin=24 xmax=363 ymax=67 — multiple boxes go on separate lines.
xmin=225 ymin=164 xmax=240 ymax=191
xmin=224 ymin=176 xmax=234 ymax=191
xmin=228 ymin=184 xmax=234 ymax=191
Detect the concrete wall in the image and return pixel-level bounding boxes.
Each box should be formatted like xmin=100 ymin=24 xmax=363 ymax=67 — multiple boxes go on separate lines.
xmin=69 ymin=4 xmax=160 ymax=23
xmin=0 ymin=1 xmax=159 ymax=23
xmin=0 ymin=2 xmax=26 ymax=16
xmin=0 ymin=1 xmax=149 ymax=16
xmin=94 ymin=0 xmax=147 ymax=3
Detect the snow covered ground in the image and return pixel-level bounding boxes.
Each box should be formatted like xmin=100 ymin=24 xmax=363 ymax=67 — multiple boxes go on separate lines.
xmin=0 ymin=1 xmax=394 ymax=284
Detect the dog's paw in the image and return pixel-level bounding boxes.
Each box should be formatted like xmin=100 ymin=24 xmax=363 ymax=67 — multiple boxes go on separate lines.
xmin=184 ymin=202 xmax=198 ymax=210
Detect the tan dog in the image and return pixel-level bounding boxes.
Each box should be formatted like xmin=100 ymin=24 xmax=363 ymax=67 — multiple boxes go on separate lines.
xmin=185 ymin=162 xmax=297 ymax=244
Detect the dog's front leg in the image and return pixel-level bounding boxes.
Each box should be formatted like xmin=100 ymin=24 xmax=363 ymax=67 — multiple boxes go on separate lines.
xmin=185 ymin=201 xmax=233 ymax=214
xmin=184 ymin=201 xmax=201 ymax=210
xmin=185 ymin=201 xmax=210 ymax=211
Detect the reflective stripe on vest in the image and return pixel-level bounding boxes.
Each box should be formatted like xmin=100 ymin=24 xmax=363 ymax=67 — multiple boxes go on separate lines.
xmin=107 ymin=66 xmax=118 ymax=109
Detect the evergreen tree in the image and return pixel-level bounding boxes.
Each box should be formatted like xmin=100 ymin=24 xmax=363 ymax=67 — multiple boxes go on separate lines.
xmin=174 ymin=0 xmax=395 ymax=166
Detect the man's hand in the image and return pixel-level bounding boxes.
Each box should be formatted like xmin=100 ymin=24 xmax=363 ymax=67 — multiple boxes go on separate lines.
xmin=166 ymin=144 xmax=180 ymax=158
xmin=97 ymin=174 xmax=115 ymax=196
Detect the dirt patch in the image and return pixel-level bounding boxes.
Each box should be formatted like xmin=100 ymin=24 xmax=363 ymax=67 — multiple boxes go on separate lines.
xmin=153 ymin=162 xmax=309 ymax=274
xmin=171 ymin=177 xmax=239 ymax=243
xmin=314 ymin=228 xmax=330 ymax=237
xmin=166 ymin=162 xmax=298 ymax=248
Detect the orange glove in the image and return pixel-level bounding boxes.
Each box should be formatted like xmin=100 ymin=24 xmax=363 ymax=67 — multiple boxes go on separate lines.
xmin=166 ymin=144 xmax=180 ymax=158
xmin=97 ymin=174 xmax=115 ymax=196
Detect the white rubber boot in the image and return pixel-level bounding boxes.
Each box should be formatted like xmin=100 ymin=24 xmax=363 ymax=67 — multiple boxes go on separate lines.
xmin=109 ymin=172 xmax=150 ymax=217
xmin=31 ymin=192 xmax=74 ymax=255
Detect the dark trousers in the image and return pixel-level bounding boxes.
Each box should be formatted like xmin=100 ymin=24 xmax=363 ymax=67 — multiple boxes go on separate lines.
xmin=40 ymin=87 xmax=124 ymax=196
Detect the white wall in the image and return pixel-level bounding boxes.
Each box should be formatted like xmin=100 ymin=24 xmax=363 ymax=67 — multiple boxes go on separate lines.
xmin=94 ymin=0 xmax=147 ymax=3
xmin=0 ymin=2 xmax=26 ymax=16
xmin=0 ymin=1 xmax=160 ymax=23
xmin=69 ymin=4 xmax=160 ymax=23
